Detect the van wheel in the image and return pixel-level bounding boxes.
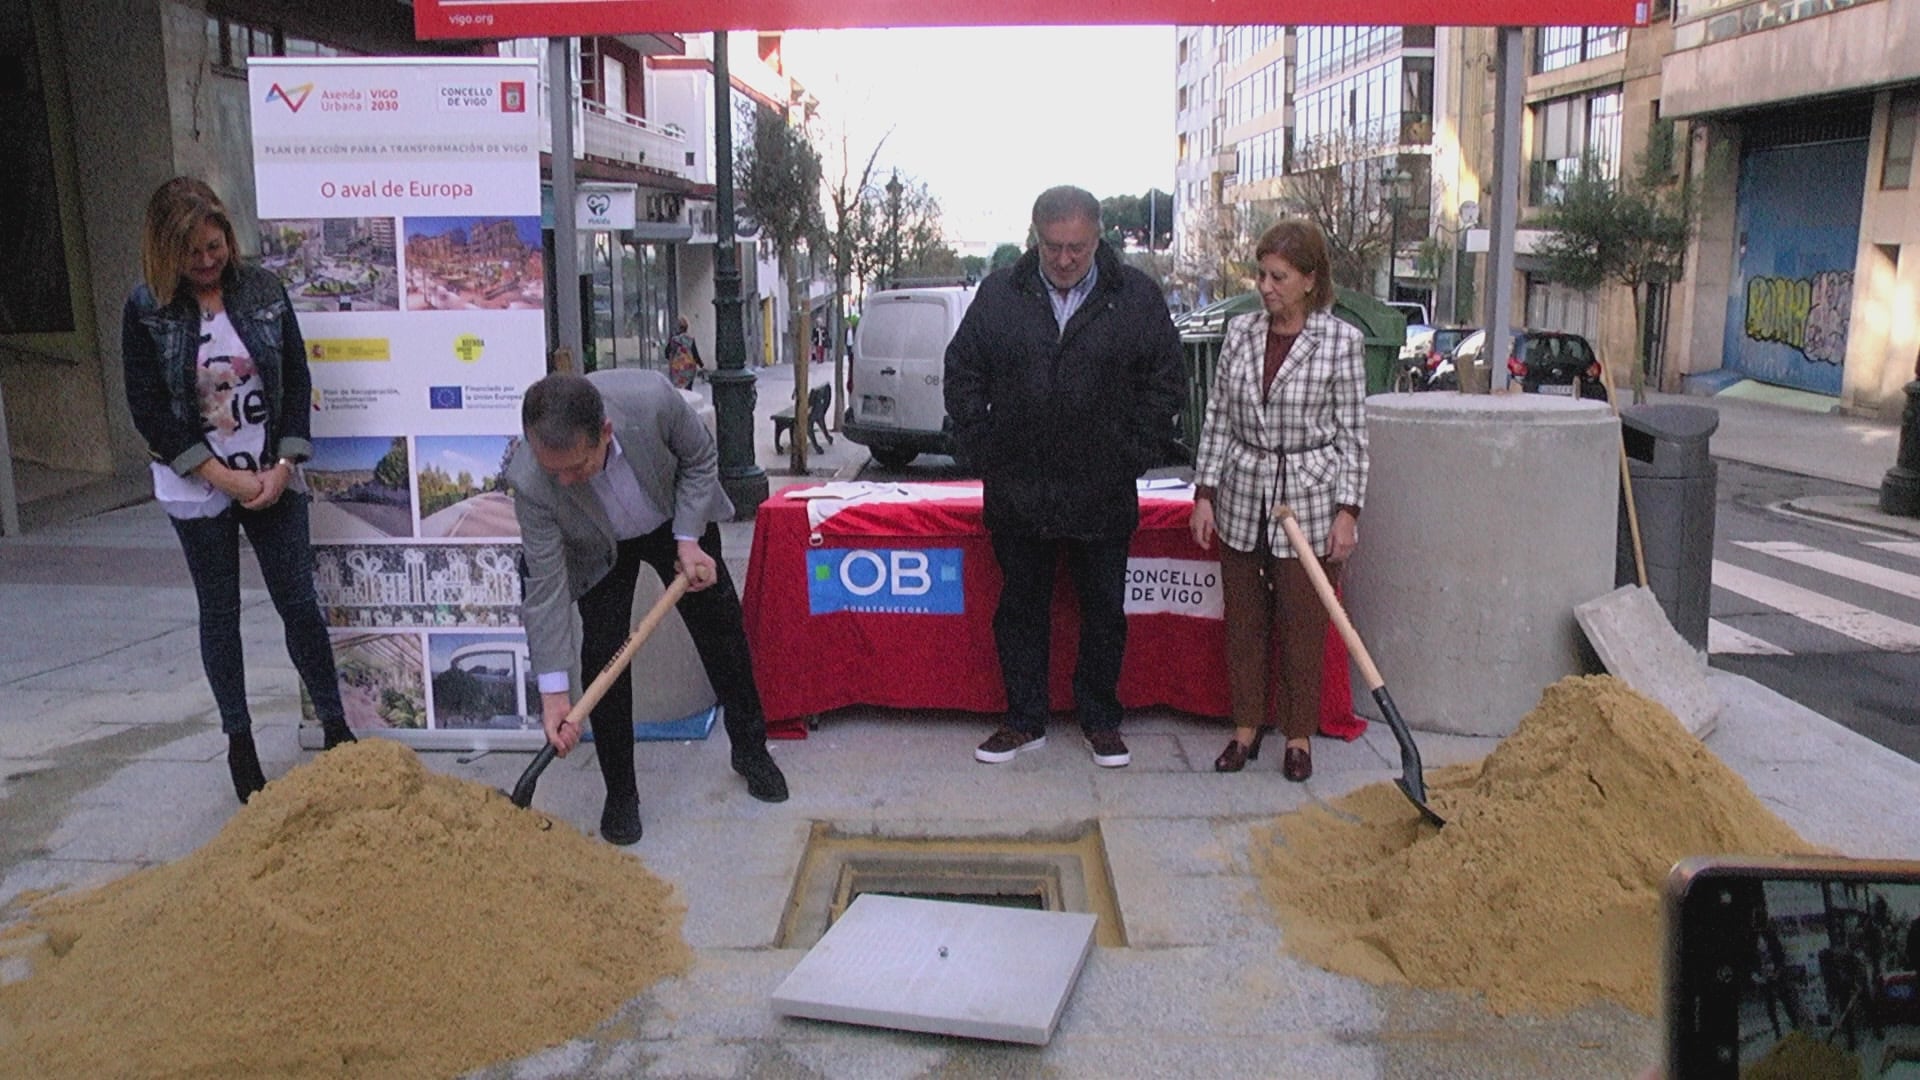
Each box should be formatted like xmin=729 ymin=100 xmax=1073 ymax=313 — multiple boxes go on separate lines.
xmin=872 ymin=448 xmax=918 ymax=469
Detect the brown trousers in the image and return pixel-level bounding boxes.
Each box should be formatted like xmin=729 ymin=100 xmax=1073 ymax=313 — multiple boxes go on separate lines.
xmin=1218 ymin=541 xmax=1336 ymax=741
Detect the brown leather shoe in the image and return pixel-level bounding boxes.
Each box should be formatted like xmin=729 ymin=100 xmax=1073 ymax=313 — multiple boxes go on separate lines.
xmin=1214 ymin=739 xmax=1251 ymax=773
xmin=1282 ymin=744 xmax=1313 ymax=782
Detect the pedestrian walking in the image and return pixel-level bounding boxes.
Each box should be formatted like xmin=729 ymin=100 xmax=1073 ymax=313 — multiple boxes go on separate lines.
xmin=944 ymin=185 xmax=1186 ymax=768
xmin=120 ymin=176 xmax=356 ymax=804
xmin=664 ymin=315 xmax=702 ymax=390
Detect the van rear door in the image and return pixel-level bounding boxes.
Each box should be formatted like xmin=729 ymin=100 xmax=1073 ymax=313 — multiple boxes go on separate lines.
xmin=851 ymin=293 xmax=957 ymax=434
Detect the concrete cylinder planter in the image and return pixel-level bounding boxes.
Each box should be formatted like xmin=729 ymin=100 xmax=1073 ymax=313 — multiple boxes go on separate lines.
xmin=1344 ymin=393 xmax=1619 ymax=737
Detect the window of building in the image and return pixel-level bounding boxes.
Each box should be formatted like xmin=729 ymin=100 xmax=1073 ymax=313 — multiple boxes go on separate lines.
xmin=206 ymin=15 xmax=349 ymax=75
xmin=1530 ymin=88 xmax=1623 ymax=203
xmin=1883 ymin=90 xmax=1919 ymax=190
xmin=1525 ymin=275 xmax=1599 ymax=337
xmin=1534 ymin=26 xmax=1625 ymax=75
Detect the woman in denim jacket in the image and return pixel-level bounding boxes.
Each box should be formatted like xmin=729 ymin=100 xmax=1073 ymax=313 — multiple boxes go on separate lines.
xmin=121 ymin=177 xmax=355 ymax=803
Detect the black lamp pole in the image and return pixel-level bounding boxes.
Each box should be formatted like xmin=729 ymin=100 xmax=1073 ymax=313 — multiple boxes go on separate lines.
xmin=709 ymin=31 xmax=767 ymax=517
xmin=1382 ymin=167 xmax=1409 ymax=303
xmin=885 ymin=170 xmax=903 ymax=288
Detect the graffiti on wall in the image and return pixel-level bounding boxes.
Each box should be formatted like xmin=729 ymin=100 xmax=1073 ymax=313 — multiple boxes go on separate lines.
xmin=1743 ymin=270 xmax=1853 ymax=365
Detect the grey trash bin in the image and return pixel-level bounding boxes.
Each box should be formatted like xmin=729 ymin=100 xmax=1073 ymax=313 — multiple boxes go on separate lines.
xmin=1615 ymin=404 xmax=1719 ymax=650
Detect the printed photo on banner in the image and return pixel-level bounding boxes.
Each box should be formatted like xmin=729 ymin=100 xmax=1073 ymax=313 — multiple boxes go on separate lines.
xmin=427 ymin=632 xmax=539 ymax=731
xmin=260 ymin=218 xmax=399 ymax=312
xmin=313 ymin=631 xmax=427 ymax=731
xmin=403 ymin=216 xmax=543 ymax=310
xmin=415 ymin=434 xmax=520 ymax=539
xmin=306 ymin=435 xmax=414 ymax=540
xmin=315 ymin=542 xmax=522 ymax=629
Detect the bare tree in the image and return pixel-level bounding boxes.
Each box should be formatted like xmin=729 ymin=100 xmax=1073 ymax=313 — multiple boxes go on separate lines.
xmin=822 ymin=126 xmax=891 ymax=431
xmin=1171 ymin=201 xmax=1271 ymax=303
xmin=735 ymin=101 xmax=825 ymax=471
xmin=1276 ymin=136 xmax=1395 ymax=293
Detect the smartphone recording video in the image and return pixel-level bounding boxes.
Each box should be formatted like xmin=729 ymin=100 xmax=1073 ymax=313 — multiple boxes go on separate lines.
xmin=1665 ymin=856 xmax=1920 ymax=1079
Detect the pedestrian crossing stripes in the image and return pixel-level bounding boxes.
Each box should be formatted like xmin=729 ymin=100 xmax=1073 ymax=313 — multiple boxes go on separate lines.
xmin=1867 ymin=540 xmax=1920 ymax=561
xmin=1706 ymin=619 xmax=1790 ymax=655
xmin=1711 ymin=554 xmax=1920 ymax=655
xmin=1733 ymin=541 xmax=1920 ymax=603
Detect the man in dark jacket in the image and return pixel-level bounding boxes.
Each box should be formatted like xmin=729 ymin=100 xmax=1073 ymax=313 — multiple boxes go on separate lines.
xmin=944 ymin=185 xmax=1186 ymax=768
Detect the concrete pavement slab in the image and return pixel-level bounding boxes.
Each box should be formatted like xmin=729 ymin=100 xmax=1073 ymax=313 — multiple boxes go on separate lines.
xmin=1575 ymin=585 xmax=1720 ymax=737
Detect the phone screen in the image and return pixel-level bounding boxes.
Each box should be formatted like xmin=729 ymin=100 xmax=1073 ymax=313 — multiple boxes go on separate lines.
xmin=1670 ymin=866 xmax=1920 ymax=1078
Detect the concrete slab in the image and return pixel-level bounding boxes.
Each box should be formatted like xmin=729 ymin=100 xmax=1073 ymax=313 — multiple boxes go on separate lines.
xmin=771 ymin=893 xmax=1097 ymax=1045
xmin=1575 ymin=584 xmax=1720 ymax=738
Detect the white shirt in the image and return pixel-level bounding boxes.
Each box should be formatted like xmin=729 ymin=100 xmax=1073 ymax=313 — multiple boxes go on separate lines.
xmin=149 ymin=311 xmax=270 ymax=519
xmin=536 ymin=434 xmax=697 ymax=694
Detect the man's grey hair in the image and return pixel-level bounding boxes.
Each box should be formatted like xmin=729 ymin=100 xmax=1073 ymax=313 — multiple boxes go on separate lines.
xmin=521 ymin=373 xmax=605 ymax=449
xmin=1031 ymin=186 xmax=1102 ymax=230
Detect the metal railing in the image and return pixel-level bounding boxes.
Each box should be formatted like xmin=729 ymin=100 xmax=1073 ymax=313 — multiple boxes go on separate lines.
xmin=581 ymin=100 xmax=689 ymax=175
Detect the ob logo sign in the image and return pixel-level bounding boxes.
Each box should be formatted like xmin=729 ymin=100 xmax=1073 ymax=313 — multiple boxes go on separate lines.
xmin=807 ymin=548 xmax=964 ymax=615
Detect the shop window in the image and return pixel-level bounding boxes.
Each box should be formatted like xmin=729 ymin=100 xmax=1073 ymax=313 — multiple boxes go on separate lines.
xmin=1882 ymin=91 xmax=1918 ymax=190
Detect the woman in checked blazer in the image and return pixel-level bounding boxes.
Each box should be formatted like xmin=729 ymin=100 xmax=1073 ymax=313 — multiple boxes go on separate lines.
xmin=1189 ymin=219 xmax=1369 ymax=781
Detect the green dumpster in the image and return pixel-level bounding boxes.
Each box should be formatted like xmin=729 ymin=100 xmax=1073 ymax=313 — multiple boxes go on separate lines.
xmin=1331 ymin=286 xmax=1406 ymax=397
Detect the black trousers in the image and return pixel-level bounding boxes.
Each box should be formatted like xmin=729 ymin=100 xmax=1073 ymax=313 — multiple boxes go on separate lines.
xmin=575 ymin=521 xmax=768 ymax=801
xmin=989 ymin=532 xmax=1130 ymax=736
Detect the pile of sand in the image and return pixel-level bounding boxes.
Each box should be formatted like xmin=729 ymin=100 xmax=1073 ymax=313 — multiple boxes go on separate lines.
xmin=1253 ymin=675 xmax=1817 ymax=1016
xmin=0 ymin=740 xmax=691 ymax=1078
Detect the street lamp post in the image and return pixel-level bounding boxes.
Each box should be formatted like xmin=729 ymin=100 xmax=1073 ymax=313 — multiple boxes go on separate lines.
xmin=885 ymin=170 xmax=903 ymax=288
xmin=1379 ymin=165 xmax=1413 ymax=304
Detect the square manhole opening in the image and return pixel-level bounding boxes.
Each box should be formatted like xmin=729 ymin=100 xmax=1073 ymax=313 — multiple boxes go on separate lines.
xmin=776 ymin=820 xmax=1127 ymax=949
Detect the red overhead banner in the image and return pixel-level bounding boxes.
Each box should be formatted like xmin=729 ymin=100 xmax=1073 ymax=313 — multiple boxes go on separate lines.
xmin=416 ymin=0 xmax=1647 ymax=38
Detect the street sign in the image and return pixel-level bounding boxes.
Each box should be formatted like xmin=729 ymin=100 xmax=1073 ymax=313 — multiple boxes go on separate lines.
xmin=416 ymin=0 xmax=1646 ymax=39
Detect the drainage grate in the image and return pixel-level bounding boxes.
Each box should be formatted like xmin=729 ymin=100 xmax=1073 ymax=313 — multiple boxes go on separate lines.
xmin=776 ymin=820 xmax=1127 ymax=949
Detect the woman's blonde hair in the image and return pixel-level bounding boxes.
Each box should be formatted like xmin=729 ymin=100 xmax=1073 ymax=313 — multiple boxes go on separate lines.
xmin=1253 ymin=218 xmax=1335 ymax=312
xmin=141 ymin=177 xmax=240 ymax=305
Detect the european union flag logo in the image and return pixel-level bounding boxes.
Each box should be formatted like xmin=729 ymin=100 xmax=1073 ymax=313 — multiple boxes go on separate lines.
xmin=429 ymin=386 xmax=464 ymax=410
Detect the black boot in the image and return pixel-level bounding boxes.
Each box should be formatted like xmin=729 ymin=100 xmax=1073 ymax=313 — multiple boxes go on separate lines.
xmin=228 ymin=731 xmax=267 ymax=804
xmin=321 ymin=719 xmax=357 ymax=750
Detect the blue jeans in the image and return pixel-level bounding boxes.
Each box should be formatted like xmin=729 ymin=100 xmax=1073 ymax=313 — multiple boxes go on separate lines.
xmin=169 ymin=492 xmax=345 ymax=736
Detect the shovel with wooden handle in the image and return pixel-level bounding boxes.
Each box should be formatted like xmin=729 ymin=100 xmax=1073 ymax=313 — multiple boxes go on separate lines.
xmin=1273 ymin=506 xmax=1444 ymax=827
xmin=507 ymin=573 xmax=692 ymax=810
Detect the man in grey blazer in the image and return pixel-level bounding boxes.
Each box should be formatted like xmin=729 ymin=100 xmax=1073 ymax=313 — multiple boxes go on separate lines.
xmin=509 ymin=370 xmax=787 ymax=845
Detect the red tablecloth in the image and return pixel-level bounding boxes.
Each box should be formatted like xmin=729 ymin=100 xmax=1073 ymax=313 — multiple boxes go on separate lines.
xmin=742 ymin=483 xmax=1363 ymax=740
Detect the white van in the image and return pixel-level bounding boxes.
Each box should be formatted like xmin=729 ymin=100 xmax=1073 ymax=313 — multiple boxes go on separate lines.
xmin=842 ymin=284 xmax=976 ymax=468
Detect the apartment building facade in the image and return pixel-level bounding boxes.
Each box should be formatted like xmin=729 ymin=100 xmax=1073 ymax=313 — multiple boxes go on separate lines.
xmin=1662 ymin=0 xmax=1920 ymax=418
xmin=1170 ymin=23 xmax=1463 ymax=318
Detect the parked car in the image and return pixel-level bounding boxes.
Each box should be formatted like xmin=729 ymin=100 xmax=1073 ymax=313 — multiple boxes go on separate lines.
xmin=842 ymin=283 xmax=976 ymax=469
xmin=1173 ymin=292 xmax=1259 ymax=335
xmin=1441 ymin=328 xmax=1609 ymax=399
xmin=1413 ymin=325 xmax=1479 ymax=388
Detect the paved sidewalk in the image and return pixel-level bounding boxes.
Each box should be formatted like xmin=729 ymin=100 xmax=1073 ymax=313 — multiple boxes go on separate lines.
xmin=2 ymin=371 xmax=1918 ymax=1078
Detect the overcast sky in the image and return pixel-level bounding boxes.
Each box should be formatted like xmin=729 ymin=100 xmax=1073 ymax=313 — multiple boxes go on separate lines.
xmin=781 ymin=27 xmax=1177 ymax=251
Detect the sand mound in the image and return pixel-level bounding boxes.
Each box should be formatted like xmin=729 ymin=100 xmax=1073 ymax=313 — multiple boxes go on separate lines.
xmin=1254 ymin=675 xmax=1817 ymax=1016
xmin=0 ymin=739 xmax=691 ymax=1079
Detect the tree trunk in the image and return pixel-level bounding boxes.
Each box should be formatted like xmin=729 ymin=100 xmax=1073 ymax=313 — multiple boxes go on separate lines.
xmin=1629 ymin=284 xmax=1649 ymax=406
xmin=790 ymin=267 xmax=810 ymax=473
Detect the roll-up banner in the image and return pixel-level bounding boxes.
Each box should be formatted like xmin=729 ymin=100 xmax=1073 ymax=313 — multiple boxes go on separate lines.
xmin=249 ymin=57 xmax=552 ymax=750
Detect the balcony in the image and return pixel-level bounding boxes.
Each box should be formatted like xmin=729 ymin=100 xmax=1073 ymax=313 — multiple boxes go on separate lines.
xmin=582 ymin=99 xmax=690 ymax=177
